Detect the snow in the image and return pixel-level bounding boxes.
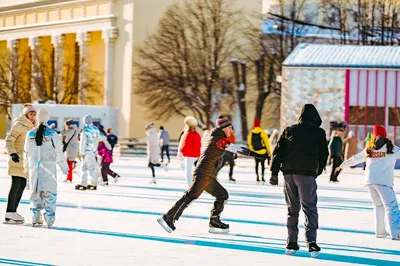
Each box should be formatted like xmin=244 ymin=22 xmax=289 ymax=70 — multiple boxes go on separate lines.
xmin=0 ymin=155 xmax=400 ymax=266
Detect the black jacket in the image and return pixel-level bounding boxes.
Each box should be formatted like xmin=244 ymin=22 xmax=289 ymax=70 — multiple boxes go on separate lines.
xmin=193 ymin=128 xmax=227 ymax=180
xmin=270 ymin=104 xmax=329 ymax=177
xmin=329 ymin=136 xmax=343 ymax=157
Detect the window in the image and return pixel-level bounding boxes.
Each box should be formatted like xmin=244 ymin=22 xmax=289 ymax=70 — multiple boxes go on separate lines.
xmin=389 ymin=108 xmax=400 ymax=126
xmin=348 ymin=106 xmax=385 ymax=125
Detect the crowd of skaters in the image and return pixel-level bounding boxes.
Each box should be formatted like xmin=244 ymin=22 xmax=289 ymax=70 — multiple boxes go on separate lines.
xmin=3 ymin=102 xmax=400 ymax=257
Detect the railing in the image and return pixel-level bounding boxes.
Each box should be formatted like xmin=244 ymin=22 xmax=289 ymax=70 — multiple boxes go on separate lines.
xmin=116 ymin=138 xmax=180 ymax=157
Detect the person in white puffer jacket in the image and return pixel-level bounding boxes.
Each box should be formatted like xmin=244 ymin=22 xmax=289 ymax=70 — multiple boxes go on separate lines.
xmin=24 ymin=109 xmax=69 ymax=228
xmin=337 ymin=125 xmax=400 ymax=240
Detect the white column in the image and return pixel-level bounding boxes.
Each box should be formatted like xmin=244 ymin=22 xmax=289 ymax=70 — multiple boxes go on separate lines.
xmin=28 ymin=36 xmax=42 ymax=102
xmin=102 ymin=27 xmax=118 ymax=106
xmin=51 ymin=34 xmax=65 ymax=103
xmin=76 ymin=31 xmax=91 ymax=104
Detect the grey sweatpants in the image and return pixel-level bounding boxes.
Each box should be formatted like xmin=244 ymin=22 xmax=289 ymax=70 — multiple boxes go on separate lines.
xmin=284 ymin=174 xmax=318 ymax=243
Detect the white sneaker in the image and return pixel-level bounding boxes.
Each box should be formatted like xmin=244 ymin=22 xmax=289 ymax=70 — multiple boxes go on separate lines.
xmin=5 ymin=212 xmax=24 ymax=223
xmin=149 ymin=178 xmax=156 ymax=184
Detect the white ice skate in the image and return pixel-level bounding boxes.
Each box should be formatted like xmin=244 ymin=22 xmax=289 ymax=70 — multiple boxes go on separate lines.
xmin=149 ymin=178 xmax=157 ymax=185
xmin=376 ymin=234 xmax=387 ymax=239
xmin=4 ymin=212 xmax=24 ymax=224
xmin=114 ymin=175 xmax=121 ymax=183
xmin=162 ymin=164 xmax=168 ymax=172
xmin=44 ymin=213 xmax=55 ymax=228
xmin=32 ymin=212 xmax=44 ymax=227
xmin=100 ymin=181 xmax=109 ymax=186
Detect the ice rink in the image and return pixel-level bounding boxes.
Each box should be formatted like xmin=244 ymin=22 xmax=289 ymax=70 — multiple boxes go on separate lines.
xmin=0 ymin=154 xmax=399 ymax=266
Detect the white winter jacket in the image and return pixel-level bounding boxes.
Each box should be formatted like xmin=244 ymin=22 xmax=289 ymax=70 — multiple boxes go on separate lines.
xmin=137 ymin=127 xmax=161 ymax=163
xmin=340 ymin=144 xmax=400 ymax=187
xmin=24 ymin=127 xmax=69 ymax=193
xmin=80 ymin=125 xmax=101 ymax=156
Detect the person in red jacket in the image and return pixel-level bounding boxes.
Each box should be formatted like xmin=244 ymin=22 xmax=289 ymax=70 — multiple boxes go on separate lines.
xmin=178 ymin=116 xmax=201 ymax=186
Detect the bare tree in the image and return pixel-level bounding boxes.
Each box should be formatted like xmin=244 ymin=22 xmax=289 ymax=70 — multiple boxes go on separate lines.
xmin=134 ymin=0 xmax=243 ymax=128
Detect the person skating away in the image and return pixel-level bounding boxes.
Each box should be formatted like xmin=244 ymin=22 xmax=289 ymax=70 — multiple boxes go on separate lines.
xmin=159 ymin=126 xmax=171 ymax=163
xmin=177 ymin=117 xmax=201 ymax=187
xmin=61 ymin=119 xmax=79 ymax=183
xmin=75 ymin=115 xmax=101 ymax=191
xmin=248 ymin=119 xmax=271 ymax=184
xmin=106 ymin=128 xmax=118 ymax=155
xmin=97 ymin=141 xmax=121 ymax=185
xmin=336 ymin=125 xmax=400 ymax=240
xmin=329 ymin=128 xmax=344 ymax=182
xmin=4 ymin=104 xmax=36 ymax=224
xmin=134 ymin=123 xmax=167 ymax=184
xmin=158 ymin=116 xmax=267 ymax=234
xmin=269 ymin=104 xmax=329 ymax=258
xmin=223 ymin=151 xmax=237 ymax=183
xmin=23 ymin=109 xmax=69 ymax=228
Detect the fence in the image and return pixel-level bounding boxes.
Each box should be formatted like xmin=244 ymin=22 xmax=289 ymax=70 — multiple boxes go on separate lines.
xmin=117 ymin=138 xmax=180 ymax=157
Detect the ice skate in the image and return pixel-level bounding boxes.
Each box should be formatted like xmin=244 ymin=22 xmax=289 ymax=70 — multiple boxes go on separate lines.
xmin=157 ymin=215 xmax=176 ymax=233
xmin=44 ymin=213 xmax=55 ymax=228
xmin=209 ymin=216 xmax=229 ymax=234
xmin=162 ymin=164 xmax=168 ymax=172
xmin=261 ymin=176 xmax=265 ymax=185
xmin=32 ymin=212 xmax=43 ymax=227
xmin=63 ymin=179 xmax=72 ymax=183
xmin=100 ymin=181 xmax=109 ymax=186
xmin=4 ymin=212 xmax=24 ymax=224
xmin=307 ymin=242 xmax=321 ymax=258
xmin=149 ymin=178 xmax=157 ymax=185
xmin=87 ymin=185 xmax=97 ymax=190
xmin=75 ymin=184 xmax=87 ymax=190
xmin=285 ymin=241 xmax=300 ymax=255
xmin=229 ymin=177 xmax=236 ymax=183
xmin=376 ymin=234 xmax=387 ymax=239
xmin=114 ymin=174 xmax=121 ymax=183
xmin=256 ymin=175 xmax=260 ymax=185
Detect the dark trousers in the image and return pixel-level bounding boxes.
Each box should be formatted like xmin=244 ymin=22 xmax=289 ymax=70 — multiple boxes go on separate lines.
xmin=161 ymin=145 xmax=170 ymax=162
xmin=330 ymin=156 xmax=343 ymax=181
xmin=255 ymin=158 xmax=266 ymax=178
xmin=223 ymin=158 xmax=234 ymax=178
xmin=148 ymin=162 xmax=161 ymax=177
xmin=6 ymin=176 xmax=27 ymax=213
xmin=284 ymin=174 xmax=318 ymax=243
xmin=165 ymin=176 xmax=229 ymax=221
xmin=101 ymin=162 xmax=118 ymax=182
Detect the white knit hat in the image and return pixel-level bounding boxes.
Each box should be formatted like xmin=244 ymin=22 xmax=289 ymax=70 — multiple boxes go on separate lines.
xmin=184 ymin=116 xmax=197 ymax=127
xmin=37 ymin=109 xmax=49 ymax=124
xmin=23 ymin=105 xmax=36 ymax=115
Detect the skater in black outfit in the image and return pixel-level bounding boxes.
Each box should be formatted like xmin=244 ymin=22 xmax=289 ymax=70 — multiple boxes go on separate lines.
xmin=223 ymin=151 xmax=236 ymax=183
xmin=269 ymin=104 xmax=328 ymax=258
xmin=329 ymin=128 xmax=344 ymax=182
xmin=158 ymin=116 xmax=267 ymax=234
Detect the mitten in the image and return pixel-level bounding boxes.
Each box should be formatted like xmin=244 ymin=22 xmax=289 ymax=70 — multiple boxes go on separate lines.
xmin=269 ymin=175 xmax=278 ymax=186
xmin=10 ymin=153 xmax=20 ymax=163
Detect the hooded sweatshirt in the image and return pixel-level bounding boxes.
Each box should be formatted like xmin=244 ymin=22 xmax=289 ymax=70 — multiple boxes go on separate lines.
xmin=340 ymin=137 xmax=400 ymax=187
xmin=270 ymin=104 xmax=329 ymax=177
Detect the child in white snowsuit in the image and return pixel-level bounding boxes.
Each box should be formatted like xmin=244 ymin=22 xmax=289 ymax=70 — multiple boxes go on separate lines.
xmin=338 ymin=125 xmax=400 ymax=240
xmin=76 ymin=115 xmax=101 ymax=190
xmin=24 ymin=109 xmax=68 ymax=227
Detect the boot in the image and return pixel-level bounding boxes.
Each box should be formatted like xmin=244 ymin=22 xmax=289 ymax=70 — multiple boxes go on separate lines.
xmin=229 ymin=176 xmax=236 ymax=183
xmin=87 ymin=185 xmax=97 ymax=190
xmin=261 ymin=175 xmax=265 ymax=184
xmin=285 ymin=241 xmax=300 ymax=255
xmin=44 ymin=213 xmax=55 ymax=228
xmin=158 ymin=194 xmax=193 ymax=233
xmin=32 ymin=211 xmax=43 ymax=227
xmin=5 ymin=212 xmax=24 ymax=224
xmin=307 ymin=242 xmax=321 ymax=258
xmin=157 ymin=214 xmax=176 ymax=233
xmin=256 ymin=175 xmax=260 ymax=184
xmin=209 ymin=216 xmax=229 ymax=233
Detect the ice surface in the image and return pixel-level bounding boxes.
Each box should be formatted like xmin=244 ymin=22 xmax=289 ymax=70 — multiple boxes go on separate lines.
xmin=0 ymin=155 xmax=399 ymax=266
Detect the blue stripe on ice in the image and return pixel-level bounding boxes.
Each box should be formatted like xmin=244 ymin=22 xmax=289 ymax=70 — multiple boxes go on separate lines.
xmin=28 ymin=226 xmax=400 ymax=266
xmin=0 ymin=198 xmax=375 ymax=235
xmin=0 ymin=258 xmax=53 ymax=266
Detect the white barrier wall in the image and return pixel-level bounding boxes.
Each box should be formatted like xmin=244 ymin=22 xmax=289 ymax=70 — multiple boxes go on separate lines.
xmin=11 ymin=104 xmax=119 ymax=134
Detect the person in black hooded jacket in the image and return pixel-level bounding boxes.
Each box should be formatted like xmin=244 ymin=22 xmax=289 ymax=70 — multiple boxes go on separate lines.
xmin=269 ymin=104 xmax=328 ymax=257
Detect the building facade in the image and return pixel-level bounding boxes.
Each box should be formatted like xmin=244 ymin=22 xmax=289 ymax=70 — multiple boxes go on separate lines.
xmin=0 ymin=0 xmax=263 ymax=138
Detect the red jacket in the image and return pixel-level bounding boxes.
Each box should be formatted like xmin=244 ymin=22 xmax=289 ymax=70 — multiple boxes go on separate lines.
xmin=180 ymin=131 xmax=201 ymax=158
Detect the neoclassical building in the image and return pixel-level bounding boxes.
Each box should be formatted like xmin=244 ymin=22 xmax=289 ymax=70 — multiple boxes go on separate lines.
xmin=0 ymin=0 xmax=263 ymax=137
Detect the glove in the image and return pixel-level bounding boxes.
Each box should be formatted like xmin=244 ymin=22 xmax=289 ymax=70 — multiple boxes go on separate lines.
xmin=237 ymin=147 xmax=268 ymax=160
xmin=269 ymin=175 xmax=278 ymax=186
xmin=10 ymin=153 xmax=20 ymax=163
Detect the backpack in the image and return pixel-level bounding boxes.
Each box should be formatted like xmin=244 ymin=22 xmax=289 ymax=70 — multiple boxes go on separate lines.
xmin=251 ymin=132 xmax=265 ymax=151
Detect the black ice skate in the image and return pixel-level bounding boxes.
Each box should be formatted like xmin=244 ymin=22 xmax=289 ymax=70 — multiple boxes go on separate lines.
xmin=261 ymin=176 xmax=265 ymax=185
xmin=307 ymin=242 xmax=321 ymax=258
xmin=229 ymin=177 xmax=236 ymax=183
xmin=256 ymin=175 xmax=260 ymax=185
xmin=75 ymin=184 xmax=87 ymax=190
xmin=87 ymin=185 xmax=97 ymax=190
xmin=209 ymin=216 xmax=229 ymax=234
xmin=285 ymin=241 xmax=300 ymax=255
xmin=157 ymin=215 xmax=176 ymax=233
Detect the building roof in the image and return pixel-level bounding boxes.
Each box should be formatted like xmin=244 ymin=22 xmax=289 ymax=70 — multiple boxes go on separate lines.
xmin=283 ymin=43 xmax=400 ymax=69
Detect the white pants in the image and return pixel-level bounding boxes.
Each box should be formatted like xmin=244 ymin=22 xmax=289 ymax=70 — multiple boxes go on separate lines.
xmin=368 ymin=184 xmax=400 ymax=239
xmin=80 ymin=153 xmax=98 ymax=186
xmin=180 ymin=157 xmax=198 ymax=187
xmin=30 ymin=191 xmax=57 ymax=225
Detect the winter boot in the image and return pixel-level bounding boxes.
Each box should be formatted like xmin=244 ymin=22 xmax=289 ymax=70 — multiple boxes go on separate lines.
xmin=157 ymin=214 xmax=176 ymax=233
xmin=44 ymin=213 xmax=55 ymax=228
xmin=5 ymin=212 xmax=24 ymax=224
xmin=87 ymin=185 xmax=97 ymax=190
xmin=209 ymin=216 xmax=229 ymax=234
xmin=285 ymin=241 xmax=300 ymax=255
xmin=307 ymin=242 xmax=321 ymax=258
xmin=32 ymin=212 xmax=43 ymax=227
xmin=229 ymin=176 xmax=236 ymax=183
xmin=75 ymin=184 xmax=87 ymax=190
